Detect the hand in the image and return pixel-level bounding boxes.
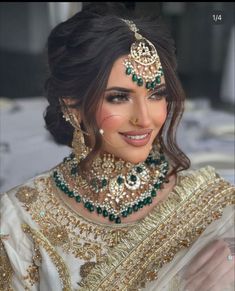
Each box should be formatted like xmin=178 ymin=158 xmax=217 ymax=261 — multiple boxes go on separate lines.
xmin=183 ymin=239 xmax=235 ymax=291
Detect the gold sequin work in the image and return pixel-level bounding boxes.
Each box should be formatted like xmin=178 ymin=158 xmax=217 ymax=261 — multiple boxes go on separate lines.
xmin=78 ymin=167 xmax=235 ymax=290
xmin=0 ymin=238 xmax=13 ymax=291
xmin=15 ymin=186 xmax=38 ymax=204
xmin=13 ymin=166 xmax=235 ymax=290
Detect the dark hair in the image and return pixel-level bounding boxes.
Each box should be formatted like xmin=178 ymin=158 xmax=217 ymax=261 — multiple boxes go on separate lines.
xmin=44 ymin=3 xmax=190 ymax=177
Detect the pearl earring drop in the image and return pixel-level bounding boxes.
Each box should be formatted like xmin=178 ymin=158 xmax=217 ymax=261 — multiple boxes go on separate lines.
xmin=99 ymin=129 xmax=104 ymax=135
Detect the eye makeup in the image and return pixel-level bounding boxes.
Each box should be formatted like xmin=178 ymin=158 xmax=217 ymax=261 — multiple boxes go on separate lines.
xmin=105 ymin=84 xmax=168 ymax=104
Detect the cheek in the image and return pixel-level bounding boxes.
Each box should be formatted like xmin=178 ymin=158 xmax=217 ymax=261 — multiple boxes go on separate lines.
xmin=96 ymin=106 xmax=128 ymax=131
xmin=152 ymin=101 xmax=168 ymax=126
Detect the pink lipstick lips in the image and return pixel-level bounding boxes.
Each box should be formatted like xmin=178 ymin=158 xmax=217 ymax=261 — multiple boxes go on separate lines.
xmin=119 ymin=129 xmax=153 ymax=147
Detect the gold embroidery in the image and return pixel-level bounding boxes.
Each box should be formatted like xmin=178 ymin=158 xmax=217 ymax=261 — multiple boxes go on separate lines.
xmin=15 ymin=176 xmax=131 ymax=264
xmin=78 ymin=166 xmax=235 ymax=290
xmin=0 ymin=238 xmax=13 ymax=291
xmin=15 ymin=186 xmax=38 ymax=204
xmin=80 ymin=261 xmax=97 ymax=279
xmin=42 ymin=226 xmax=69 ymax=246
xmin=22 ymin=243 xmax=41 ymax=288
xmin=22 ymin=223 xmax=72 ymax=291
xmin=23 ymin=264 xmax=39 ymax=286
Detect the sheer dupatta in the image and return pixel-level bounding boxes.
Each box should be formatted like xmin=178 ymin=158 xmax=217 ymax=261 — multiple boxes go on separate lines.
xmin=78 ymin=166 xmax=235 ymax=290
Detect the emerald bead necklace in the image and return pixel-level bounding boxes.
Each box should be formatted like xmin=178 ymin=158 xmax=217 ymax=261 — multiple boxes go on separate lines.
xmin=53 ymin=147 xmax=169 ymax=224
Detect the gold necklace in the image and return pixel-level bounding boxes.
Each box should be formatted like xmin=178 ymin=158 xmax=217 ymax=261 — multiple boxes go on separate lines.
xmin=53 ymin=146 xmax=169 ymax=224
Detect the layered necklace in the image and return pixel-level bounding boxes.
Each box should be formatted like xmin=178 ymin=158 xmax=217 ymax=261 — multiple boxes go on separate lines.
xmin=52 ymin=146 xmax=169 ymax=224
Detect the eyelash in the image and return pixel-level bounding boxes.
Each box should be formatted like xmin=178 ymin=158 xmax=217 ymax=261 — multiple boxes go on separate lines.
xmin=106 ymin=88 xmax=168 ymax=104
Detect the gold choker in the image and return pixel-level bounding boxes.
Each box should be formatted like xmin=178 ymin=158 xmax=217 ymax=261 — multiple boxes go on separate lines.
xmin=53 ymin=147 xmax=169 ymax=224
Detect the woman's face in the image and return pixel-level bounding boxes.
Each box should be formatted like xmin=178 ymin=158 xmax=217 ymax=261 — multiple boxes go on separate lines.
xmin=95 ymin=56 xmax=168 ymax=164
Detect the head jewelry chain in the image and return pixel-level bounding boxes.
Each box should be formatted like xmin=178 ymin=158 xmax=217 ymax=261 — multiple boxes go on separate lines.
xmin=121 ymin=19 xmax=164 ymax=90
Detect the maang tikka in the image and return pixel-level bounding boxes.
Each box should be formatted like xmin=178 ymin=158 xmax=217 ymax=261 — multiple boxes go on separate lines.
xmin=121 ymin=19 xmax=164 ymax=90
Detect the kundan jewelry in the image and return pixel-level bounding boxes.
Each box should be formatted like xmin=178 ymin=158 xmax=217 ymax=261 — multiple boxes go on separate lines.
xmin=121 ymin=19 xmax=164 ymax=90
xmin=52 ymin=144 xmax=169 ymax=224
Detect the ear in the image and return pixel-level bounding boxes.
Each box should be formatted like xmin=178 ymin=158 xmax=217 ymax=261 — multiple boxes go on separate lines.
xmin=60 ymin=97 xmax=81 ymax=123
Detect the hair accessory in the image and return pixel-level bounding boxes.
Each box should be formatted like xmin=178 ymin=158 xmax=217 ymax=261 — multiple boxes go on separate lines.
xmin=122 ymin=19 xmax=164 ymax=90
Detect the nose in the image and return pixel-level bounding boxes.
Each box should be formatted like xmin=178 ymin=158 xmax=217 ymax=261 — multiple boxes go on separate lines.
xmin=131 ymin=98 xmax=152 ymax=128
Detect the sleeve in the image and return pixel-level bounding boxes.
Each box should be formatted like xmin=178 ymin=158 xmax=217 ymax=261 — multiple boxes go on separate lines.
xmin=0 ymin=192 xmax=40 ymax=291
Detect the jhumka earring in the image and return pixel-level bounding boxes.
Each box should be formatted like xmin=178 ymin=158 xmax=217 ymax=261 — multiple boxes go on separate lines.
xmin=61 ymin=102 xmax=90 ymax=163
xmin=121 ymin=19 xmax=164 ymax=90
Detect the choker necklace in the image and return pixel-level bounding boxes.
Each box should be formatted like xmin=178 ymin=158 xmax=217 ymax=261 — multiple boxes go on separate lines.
xmin=52 ymin=146 xmax=169 ymax=224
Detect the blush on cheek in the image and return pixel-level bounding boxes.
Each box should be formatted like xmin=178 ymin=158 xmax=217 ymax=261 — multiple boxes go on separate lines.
xmin=96 ymin=108 xmax=126 ymax=131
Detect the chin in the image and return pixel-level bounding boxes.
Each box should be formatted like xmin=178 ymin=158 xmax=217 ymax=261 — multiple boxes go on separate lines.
xmin=121 ymin=149 xmax=151 ymax=164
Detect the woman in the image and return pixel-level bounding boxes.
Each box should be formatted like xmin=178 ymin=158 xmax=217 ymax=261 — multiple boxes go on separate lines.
xmin=0 ymin=4 xmax=234 ymax=291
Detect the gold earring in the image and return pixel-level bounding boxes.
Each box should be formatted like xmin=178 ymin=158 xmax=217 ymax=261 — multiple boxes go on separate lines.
xmin=61 ymin=106 xmax=89 ymax=163
xmin=71 ymin=125 xmax=90 ymax=163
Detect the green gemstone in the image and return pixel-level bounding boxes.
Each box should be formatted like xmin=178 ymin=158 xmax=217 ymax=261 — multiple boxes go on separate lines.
xmin=137 ymin=78 xmax=143 ymax=86
xmin=97 ymin=207 xmax=102 ymax=214
xmin=143 ymin=198 xmax=148 ymax=205
xmin=75 ymin=195 xmax=81 ymax=203
xmin=61 ymin=185 xmax=66 ymax=192
xmin=126 ymin=67 xmax=132 ymax=75
xmin=127 ymin=207 xmax=133 ymax=215
xmin=85 ymin=201 xmax=90 ymax=209
xmin=133 ymin=204 xmax=138 ymax=212
xmin=109 ymin=214 xmax=115 ymax=221
xmin=154 ymin=182 xmax=161 ymax=189
xmin=132 ymin=74 xmax=138 ymax=82
xmin=130 ymin=175 xmax=137 ymax=182
xmin=103 ymin=209 xmax=108 ymax=217
xmin=122 ymin=211 xmax=128 ymax=217
xmin=136 ymin=166 xmax=143 ymax=173
xmin=68 ymin=191 xmax=74 ymax=198
xmin=156 ymin=76 xmax=161 ymax=84
xmin=151 ymin=189 xmax=157 ymax=197
xmin=115 ymin=217 xmax=121 ymax=224
xmin=151 ymin=81 xmax=156 ymax=89
xmin=146 ymin=82 xmax=152 ymax=89
xmin=138 ymin=201 xmax=144 ymax=208
xmin=101 ymin=179 xmax=107 ymax=187
xmin=89 ymin=205 xmax=94 ymax=212
xmin=117 ymin=176 xmax=124 ymax=185
xmin=146 ymin=197 xmax=152 ymax=204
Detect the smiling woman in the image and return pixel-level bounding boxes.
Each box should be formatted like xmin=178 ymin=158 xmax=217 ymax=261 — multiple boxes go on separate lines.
xmin=0 ymin=3 xmax=234 ymax=291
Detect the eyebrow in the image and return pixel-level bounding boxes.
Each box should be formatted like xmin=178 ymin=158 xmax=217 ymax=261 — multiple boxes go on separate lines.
xmin=105 ymin=84 xmax=166 ymax=93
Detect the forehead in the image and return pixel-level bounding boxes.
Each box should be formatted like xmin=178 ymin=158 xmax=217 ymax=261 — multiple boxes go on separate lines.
xmin=106 ymin=56 xmax=130 ymax=87
xmin=106 ymin=55 xmax=165 ymax=92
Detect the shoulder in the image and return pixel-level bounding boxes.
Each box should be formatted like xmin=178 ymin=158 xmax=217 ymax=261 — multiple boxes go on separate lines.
xmin=174 ymin=166 xmax=234 ymax=218
xmin=178 ymin=165 xmax=234 ymax=194
xmin=0 ymin=170 xmax=54 ymax=290
xmin=0 ymin=169 xmax=54 ymax=237
xmin=1 ymin=169 xmax=52 ymax=213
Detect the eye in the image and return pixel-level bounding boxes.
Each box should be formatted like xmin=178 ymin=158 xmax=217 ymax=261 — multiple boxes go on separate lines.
xmin=105 ymin=93 xmax=129 ymax=104
xmin=148 ymin=87 xmax=168 ymax=100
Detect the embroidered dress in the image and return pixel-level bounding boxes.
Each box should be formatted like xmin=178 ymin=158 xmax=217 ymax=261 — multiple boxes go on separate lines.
xmin=0 ymin=166 xmax=234 ymax=291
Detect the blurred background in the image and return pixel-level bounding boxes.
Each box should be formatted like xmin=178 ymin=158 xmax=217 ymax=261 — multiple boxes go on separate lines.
xmin=0 ymin=2 xmax=234 ymax=192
